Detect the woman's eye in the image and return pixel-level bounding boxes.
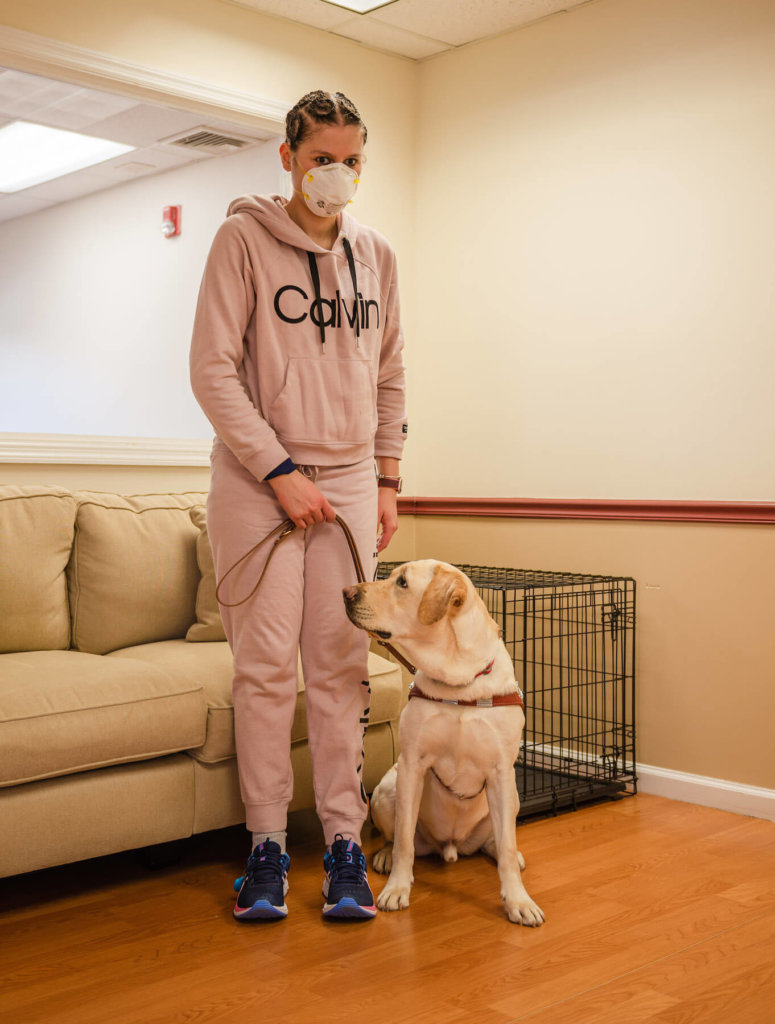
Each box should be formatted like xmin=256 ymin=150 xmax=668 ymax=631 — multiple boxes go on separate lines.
xmin=315 ymin=156 xmax=331 ymax=165
xmin=396 ymin=576 xmax=408 ymax=589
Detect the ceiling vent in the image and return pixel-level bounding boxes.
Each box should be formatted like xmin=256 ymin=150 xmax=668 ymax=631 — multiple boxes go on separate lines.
xmin=160 ymin=126 xmax=259 ymax=154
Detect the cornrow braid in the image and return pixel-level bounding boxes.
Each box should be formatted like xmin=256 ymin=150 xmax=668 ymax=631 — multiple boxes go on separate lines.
xmin=285 ymin=90 xmax=367 ymax=149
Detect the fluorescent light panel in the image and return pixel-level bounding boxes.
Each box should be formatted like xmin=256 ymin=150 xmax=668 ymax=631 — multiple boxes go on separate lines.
xmin=321 ymin=1 xmax=396 ymax=13
xmin=0 ymin=120 xmax=135 ymax=193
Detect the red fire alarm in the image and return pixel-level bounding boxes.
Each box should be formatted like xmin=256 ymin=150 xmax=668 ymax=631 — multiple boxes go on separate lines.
xmin=162 ymin=205 xmax=181 ymax=238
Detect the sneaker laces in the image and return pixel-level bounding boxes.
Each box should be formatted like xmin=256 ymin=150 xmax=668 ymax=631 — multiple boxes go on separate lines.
xmin=246 ymin=845 xmax=286 ymax=885
xmin=329 ymin=837 xmax=367 ymax=884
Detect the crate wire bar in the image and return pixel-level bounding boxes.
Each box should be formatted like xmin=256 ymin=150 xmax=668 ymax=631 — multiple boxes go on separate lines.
xmin=377 ymin=563 xmax=637 ymax=816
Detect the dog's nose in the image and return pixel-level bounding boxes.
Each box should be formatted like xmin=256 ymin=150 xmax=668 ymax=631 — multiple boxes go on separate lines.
xmin=343 ymin=585 xmax=360 ymax=603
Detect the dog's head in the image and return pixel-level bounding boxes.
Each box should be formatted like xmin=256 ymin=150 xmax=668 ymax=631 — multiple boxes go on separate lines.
xmin=343 ymin=560 xmax=498 ymax=684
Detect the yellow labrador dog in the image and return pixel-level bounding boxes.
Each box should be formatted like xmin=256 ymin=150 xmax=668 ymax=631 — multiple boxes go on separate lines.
xmin=343 ymin=559 xmax=544 ymax=926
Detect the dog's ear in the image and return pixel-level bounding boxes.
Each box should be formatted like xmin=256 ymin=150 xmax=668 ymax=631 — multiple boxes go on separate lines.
xmin=417 ymin=566 xmax=468 ymax=625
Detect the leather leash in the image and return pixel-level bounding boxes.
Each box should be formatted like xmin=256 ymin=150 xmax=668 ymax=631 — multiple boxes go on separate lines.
xmin=214 ymin=514 xmax=416 ymax=676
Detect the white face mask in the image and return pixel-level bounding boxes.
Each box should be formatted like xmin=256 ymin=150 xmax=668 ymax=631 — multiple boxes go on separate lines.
xmin=296 ymin=161 xmax=360 ymax=218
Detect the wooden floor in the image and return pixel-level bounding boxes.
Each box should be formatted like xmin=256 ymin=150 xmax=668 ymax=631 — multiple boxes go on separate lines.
xmin=2 ymin=794 xmax=775 ymax=1024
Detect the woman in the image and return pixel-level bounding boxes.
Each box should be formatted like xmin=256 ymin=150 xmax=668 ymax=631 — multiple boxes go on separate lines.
xmin=190 ymin=91 xmax=407 ymax=921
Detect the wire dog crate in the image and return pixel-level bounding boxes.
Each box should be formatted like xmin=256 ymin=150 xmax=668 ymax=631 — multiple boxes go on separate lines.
xmin=377 ymin=563 xmax=637 ymax=816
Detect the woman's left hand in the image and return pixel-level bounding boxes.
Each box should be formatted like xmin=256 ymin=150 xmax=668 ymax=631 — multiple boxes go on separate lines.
xmin=376 ymin=486 xmax=399 ymax=553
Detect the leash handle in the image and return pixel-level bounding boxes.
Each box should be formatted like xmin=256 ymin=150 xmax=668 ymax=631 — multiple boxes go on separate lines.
xmin=214 ymin=513 xmax=416 ymax=675
xmin=214 ymin=518 xmax=296 ymax=607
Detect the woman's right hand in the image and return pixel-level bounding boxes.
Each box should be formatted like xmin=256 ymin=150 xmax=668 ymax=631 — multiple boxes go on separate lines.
xmin=267 ymin=470 xmax=336 ymax=529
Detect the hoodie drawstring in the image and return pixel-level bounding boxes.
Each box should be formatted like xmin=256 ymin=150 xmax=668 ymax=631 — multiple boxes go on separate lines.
xmin=342 ymin=237 xmax=360 ymax=349
xmin=306 ymin=237 xmax=361 ymax=355
xmin=306 ymin=251 xmax=326 ymax=354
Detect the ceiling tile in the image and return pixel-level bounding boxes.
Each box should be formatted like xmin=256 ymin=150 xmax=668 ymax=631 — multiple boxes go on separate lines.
xmin=45 ymin=89 xmax=138 ymax=124
xmin=141 ymin=144 xmax=215 ymax=170
xmin=21 ymin=166 xmax=117 ymax=204
xmin=0 ymin=69 xmax=68 ymax=102
xmin=222 ymin=0 xmax=347 ymax=30
xmin=84 ymin=104 xmax=209 ymax=148
xmin=371 ymin=0 xmax=587 ymax=48
xmin=332 ymin=15 xmax=448 ymax=59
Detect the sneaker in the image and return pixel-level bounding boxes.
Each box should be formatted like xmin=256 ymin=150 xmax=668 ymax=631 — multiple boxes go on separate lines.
xmin=233 ymin=840 xmax=290 ymax=921
xmin=322 ymin=835 xmax=376 ymax=919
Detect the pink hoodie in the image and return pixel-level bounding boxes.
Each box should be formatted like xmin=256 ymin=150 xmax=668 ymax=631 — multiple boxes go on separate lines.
xmin=190 ymin=194 xmax=407 ymax=481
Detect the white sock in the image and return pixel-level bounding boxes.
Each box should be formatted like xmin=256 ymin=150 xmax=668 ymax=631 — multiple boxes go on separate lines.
xmin=329 ymin=833 xmax=362 ymax=851
xmin=252 ymin=830 xmax=287 ymax=855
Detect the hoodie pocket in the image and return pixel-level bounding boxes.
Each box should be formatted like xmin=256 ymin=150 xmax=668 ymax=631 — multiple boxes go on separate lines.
xmin=268 ymin=356 xmax=377 ymax=447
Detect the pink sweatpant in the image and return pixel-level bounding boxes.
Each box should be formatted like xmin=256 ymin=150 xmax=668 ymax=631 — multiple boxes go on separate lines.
xmin=206 ymin=447 xmax=378 ymax=846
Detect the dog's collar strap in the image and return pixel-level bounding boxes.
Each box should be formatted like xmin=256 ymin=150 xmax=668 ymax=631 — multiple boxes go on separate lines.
xmin=409 ymin=682 xmax=524 ymax=709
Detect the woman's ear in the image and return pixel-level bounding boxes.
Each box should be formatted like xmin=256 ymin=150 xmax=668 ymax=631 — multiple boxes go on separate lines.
xmin=418 ymin=566 xmax=468 ymax=626
xmin=279 ymin=141 xmax=292 ymax=173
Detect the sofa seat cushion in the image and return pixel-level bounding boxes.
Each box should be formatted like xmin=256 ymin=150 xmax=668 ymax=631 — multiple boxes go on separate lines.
xmin=109 ymin=640 xmax=239 ymax=765
xmin=0 ymin=651 xmax=206 ymax=787
xmin=109 ymin=641 xmax=405 ymax=763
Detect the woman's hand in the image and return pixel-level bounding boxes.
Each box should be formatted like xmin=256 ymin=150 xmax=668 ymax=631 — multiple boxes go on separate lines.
xmin=267 ymin=471 xmax=336 ymax=529
xmin=376 ymin=486 xmax=398 ymax=553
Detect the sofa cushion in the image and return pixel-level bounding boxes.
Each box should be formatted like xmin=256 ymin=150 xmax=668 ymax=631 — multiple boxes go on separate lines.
xmin=68 ymin=491 xmax=206 ymax=655
xmin=0 ymin=650 xmax=206 ymax=787
xmin=0 ymin=486 xmax=75 ymax=654
xmin=186 ymin=506 xmax=227 ymax=643
xmin=110 ymin=639 xmax=240 ymax=764
xmin=109 ymin=640 xmax=404 ymax=763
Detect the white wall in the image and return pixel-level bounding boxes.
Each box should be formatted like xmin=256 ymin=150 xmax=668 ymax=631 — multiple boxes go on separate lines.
xmin=0 ymin=137 xmax=286 ymax=438
xmin=0 ymin=0 xmax=419 ymax=488
xmin=415 ymin=0 xmax=775 ymax=500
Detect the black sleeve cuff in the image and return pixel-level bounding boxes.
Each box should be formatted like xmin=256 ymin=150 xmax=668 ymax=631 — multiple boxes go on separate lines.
xmin=264 ymin=457 xmax=297 ymax=481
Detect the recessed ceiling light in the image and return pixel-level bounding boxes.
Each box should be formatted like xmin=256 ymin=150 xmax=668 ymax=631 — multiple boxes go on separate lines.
xmin=321 ymin=1 xmax=397 ymax=13
xmin=0 ymin=121 xmax=135 ymax=193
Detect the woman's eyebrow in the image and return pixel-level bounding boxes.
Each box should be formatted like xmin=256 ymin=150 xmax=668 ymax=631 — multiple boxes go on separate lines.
xmin=311 ymin=150 xmax=361 ymax=159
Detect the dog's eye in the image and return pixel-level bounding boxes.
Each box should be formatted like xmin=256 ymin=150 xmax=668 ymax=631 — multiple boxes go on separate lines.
xmin=396 ymin=575 xmax=408 ymax=589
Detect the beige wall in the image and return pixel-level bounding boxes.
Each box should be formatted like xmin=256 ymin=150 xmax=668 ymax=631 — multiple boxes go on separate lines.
xmin=414 ymin=0 xmax=775 ymax=500
xmin=0 ymin=462 xmax=211 ymax=493
xmin=407 ymin=514 xmax=775 ymax=790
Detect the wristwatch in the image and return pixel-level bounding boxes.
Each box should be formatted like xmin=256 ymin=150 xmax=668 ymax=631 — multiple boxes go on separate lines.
xmin=376 ymin=474 xmax=402 ymax=494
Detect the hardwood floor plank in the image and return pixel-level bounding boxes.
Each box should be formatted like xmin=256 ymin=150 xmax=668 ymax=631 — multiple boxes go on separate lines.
xmin=512 ymin=913 xmax=775 ymax=1024
xmin=2 ymin=795 xmax=775 ymax=1024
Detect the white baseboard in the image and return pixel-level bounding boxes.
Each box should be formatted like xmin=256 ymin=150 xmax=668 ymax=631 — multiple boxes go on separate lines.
xmin=525 ymin=743 xmax=775 ymax=821
xmin=637 ymin=763 xmax=775 ymax=821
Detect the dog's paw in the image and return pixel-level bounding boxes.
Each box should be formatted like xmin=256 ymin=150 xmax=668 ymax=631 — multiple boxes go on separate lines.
xmin=377 ymin=880 xmax=412 ymax=912
xmin=372 ymin=844 xmax=393 ymax=875
xmin=503 ymin=892 xmax=545 ymax=927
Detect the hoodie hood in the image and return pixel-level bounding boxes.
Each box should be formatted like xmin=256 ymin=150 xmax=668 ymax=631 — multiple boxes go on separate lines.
xmin=226 ymin=193 xmax=360 ymax=253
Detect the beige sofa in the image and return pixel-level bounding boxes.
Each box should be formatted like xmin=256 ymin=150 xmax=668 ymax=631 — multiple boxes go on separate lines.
xmin=0 ymin=485 xmax=404 ymax=878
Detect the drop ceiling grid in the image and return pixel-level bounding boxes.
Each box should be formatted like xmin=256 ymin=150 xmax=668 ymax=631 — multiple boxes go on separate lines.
xmin=0 ymin=66 xmax=275 ymax=221
xmin=224 ymin=0 xmax=596 ymax=59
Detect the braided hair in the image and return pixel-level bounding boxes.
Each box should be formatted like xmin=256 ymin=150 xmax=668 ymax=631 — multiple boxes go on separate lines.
xmin=285 ymin=90 xmax=367 ymax=150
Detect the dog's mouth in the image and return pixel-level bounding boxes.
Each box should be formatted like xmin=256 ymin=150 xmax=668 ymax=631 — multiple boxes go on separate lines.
xmin=372 ymin=629 xmax=392 ymax=640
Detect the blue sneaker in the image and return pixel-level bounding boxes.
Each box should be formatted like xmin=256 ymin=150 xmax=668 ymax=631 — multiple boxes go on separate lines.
xmin=233 ymin=840 xmax=290 ymax=921
xmin=322 ymin=835 xmax=376 ymax=919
